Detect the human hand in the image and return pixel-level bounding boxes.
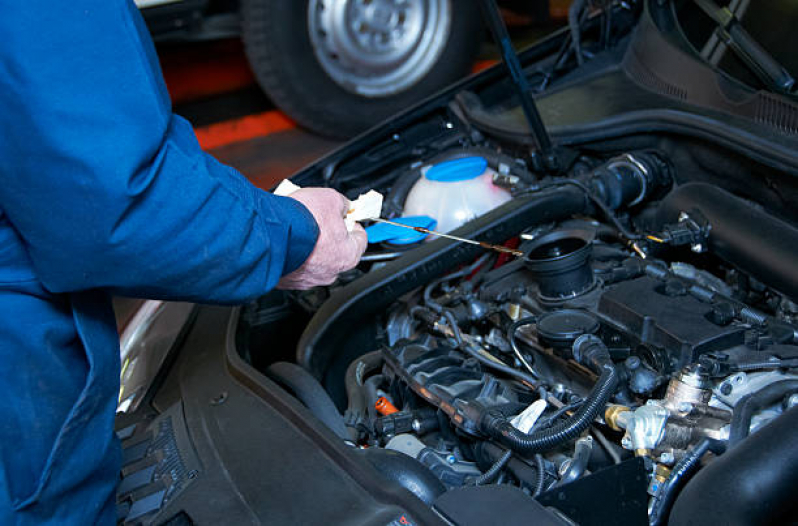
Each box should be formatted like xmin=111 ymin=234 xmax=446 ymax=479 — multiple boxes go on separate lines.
xmin=277 ymin=188 xmax=368 ymax=290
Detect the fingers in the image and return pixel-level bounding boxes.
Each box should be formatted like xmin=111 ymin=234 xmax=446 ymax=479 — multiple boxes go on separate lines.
xmin=277 ymin=187 xmax=369 ymax=290
xmin=340 ymin=195 xmax=352 ymax=218
xmin=349 ymin=225 xmax=368 ymax=263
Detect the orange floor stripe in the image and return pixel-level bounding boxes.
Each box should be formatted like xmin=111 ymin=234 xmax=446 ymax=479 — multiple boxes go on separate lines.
xmin=195 ymin=110 xmax=297 ymax=151
xmin=472 ymin=59 xmax=498 ymax=74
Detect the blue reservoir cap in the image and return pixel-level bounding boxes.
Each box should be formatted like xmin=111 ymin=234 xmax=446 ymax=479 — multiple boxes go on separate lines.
xmin=366 ymin=215 xmax=437 ymax=245
xmin=425 ymin=156 xmax=488 ymax=182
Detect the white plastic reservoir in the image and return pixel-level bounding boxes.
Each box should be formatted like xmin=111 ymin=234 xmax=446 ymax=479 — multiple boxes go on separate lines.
xmin=403 ymin=156 xmax=512 ymax=234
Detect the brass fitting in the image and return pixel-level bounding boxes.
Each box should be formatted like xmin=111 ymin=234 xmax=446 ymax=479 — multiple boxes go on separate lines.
xmin=605 ymin=404 xmax=631 ymax=432
xmin=655 ymin=464 xmax=672 ymax=484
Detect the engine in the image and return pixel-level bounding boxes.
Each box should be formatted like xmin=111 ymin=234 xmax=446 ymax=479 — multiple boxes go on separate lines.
xmin=300 ymin=149 xmax=798 ymax=525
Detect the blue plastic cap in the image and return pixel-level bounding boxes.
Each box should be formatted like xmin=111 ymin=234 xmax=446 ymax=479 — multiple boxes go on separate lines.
xmin=365 ymin=216 xmax=437 ymax=245
xmin=425 ymin=156 xmax=488 ymax=182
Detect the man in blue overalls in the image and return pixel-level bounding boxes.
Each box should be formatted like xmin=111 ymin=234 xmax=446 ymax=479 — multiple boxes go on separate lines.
xmin=0 ymin=1 xmax=368 ymax=523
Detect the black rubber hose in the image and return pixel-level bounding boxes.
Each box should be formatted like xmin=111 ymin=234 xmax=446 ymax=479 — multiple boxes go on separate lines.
xmin=383 ymin=168 xmax=420 ymax=217
xmin=669 ymin=406 xmax=798 ymax=526
xmin=480 ymin=336 xmax=618 ymax=455
xmin=265 ymin=362 xmax=350 ymax=440
xmin=477 ymin=443 xmax=551 ymax=493
xmin=657 ymin=183 xmax=798 ymax=301
xmin=728 ymin=379 xmax=798 ymax=446
xmin=364 ymin=374 xmax=385 ymax=420
xmin=475 ymin=449 xmax=512 ymax=486
xmin=344 ymin=351 xmax=384 ymax=422
xmin=648 ymin=438 xmax=726 ymax=526
xmin=533 ymin=454 xmax=547 ymax=497
xmin=358 ymin=448 xmax=445 ymax=505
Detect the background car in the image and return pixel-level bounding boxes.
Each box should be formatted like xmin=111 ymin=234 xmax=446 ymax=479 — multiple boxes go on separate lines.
xmin=137 ymin=0 xmax=484 ymax=137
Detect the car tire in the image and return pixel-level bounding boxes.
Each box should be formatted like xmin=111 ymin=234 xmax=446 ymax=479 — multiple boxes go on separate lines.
xmin=240 ymin=0 xmax=482 ymax=138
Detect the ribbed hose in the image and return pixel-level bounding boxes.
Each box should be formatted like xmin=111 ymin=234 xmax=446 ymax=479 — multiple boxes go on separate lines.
xmin=474 ymin=450 xmax=512 ymax=486
xmin=481 ymin=336 xmax=618 ymax=455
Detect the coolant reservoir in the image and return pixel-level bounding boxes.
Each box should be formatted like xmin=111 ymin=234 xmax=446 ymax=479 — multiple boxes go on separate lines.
xmin=402 ymin=156 xmax=512 ymax=234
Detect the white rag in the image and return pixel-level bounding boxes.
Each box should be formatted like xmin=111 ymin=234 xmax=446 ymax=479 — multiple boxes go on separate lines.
xmin=274 ymin=179 xmax=383 ymax=231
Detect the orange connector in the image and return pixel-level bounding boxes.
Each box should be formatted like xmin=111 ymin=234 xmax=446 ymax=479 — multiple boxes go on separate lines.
xmin=375 ymin=396 xmax=399 ymax=416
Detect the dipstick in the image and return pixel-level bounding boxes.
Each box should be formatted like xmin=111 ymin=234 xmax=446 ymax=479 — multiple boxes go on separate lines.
xmin=369 ymin=217 xmax=525 ymax=257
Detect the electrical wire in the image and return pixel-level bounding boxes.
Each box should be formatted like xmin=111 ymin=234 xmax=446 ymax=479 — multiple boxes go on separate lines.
xmin=441 ymin=311 xmax=539 ymax=388
xmin=519 ymin=179 xmax=645 ymax=241
xmin=507 ymin=316 xmax=540 ymax=379
xmin=424 ymin=253 xmax=492 ymax=313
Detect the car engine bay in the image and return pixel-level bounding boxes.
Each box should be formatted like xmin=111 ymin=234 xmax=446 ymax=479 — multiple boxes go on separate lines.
xmin=236 ymin=136 xmax=798 ymax=524
xmin=120 ymin=2 xmax=798 ymax=524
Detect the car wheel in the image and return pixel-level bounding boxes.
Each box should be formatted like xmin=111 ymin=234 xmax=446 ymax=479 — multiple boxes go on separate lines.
xmin=240 ymin=0 xmax=482 ymax=138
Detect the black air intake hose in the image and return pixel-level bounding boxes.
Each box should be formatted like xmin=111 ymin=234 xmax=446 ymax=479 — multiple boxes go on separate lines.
xmin=266 ymin=362 xmax=350 ymax=440
xmin=358 ymin=448 xmax=445 ymax=505
xmin=669 ymin=405 xmax=798 ymax=526
xmin=657 ymin=183 xmax=798 ymax=301
xmin=480 ymin=335 xmax=618 ymax=454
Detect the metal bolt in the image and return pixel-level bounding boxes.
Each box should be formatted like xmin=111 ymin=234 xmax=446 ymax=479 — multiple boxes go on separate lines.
xmin=621 ymin=436 xmax=632 ymax=449
xmin=659 ymin=452 xmax=675 ymax=464
xmin=210 ymin=392 xmax=228 ymax=405
xmin=720 ymin=382 xmax=733 ymax=396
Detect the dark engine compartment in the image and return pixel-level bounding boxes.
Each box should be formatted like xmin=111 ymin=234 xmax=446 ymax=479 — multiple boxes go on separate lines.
xmin=233 ymin=138 xmax=798 ymax=525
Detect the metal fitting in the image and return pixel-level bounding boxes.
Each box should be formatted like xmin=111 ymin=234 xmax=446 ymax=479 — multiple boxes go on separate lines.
xmin=619 ymin=403 xmax=669 ymax=453
xmin=605 ymin=405 xmax=632 ymax=432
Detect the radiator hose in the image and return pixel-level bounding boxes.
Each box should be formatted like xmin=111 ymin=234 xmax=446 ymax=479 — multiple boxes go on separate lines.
xmin=480 ymin=335 xmax=618 ymax=454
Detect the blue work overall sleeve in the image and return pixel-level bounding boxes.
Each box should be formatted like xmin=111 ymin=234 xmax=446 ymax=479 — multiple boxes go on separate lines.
xmin=0 ymin=1 xmax=319 ymax=523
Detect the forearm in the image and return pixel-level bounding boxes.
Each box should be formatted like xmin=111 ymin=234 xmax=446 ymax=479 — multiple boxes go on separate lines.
xmin=0 ymin=0 xmax=317 ymax=302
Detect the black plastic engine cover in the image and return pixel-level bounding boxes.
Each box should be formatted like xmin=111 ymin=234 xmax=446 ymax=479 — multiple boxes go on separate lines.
xmin=597 ymin=276 xmax=746 ymax=366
